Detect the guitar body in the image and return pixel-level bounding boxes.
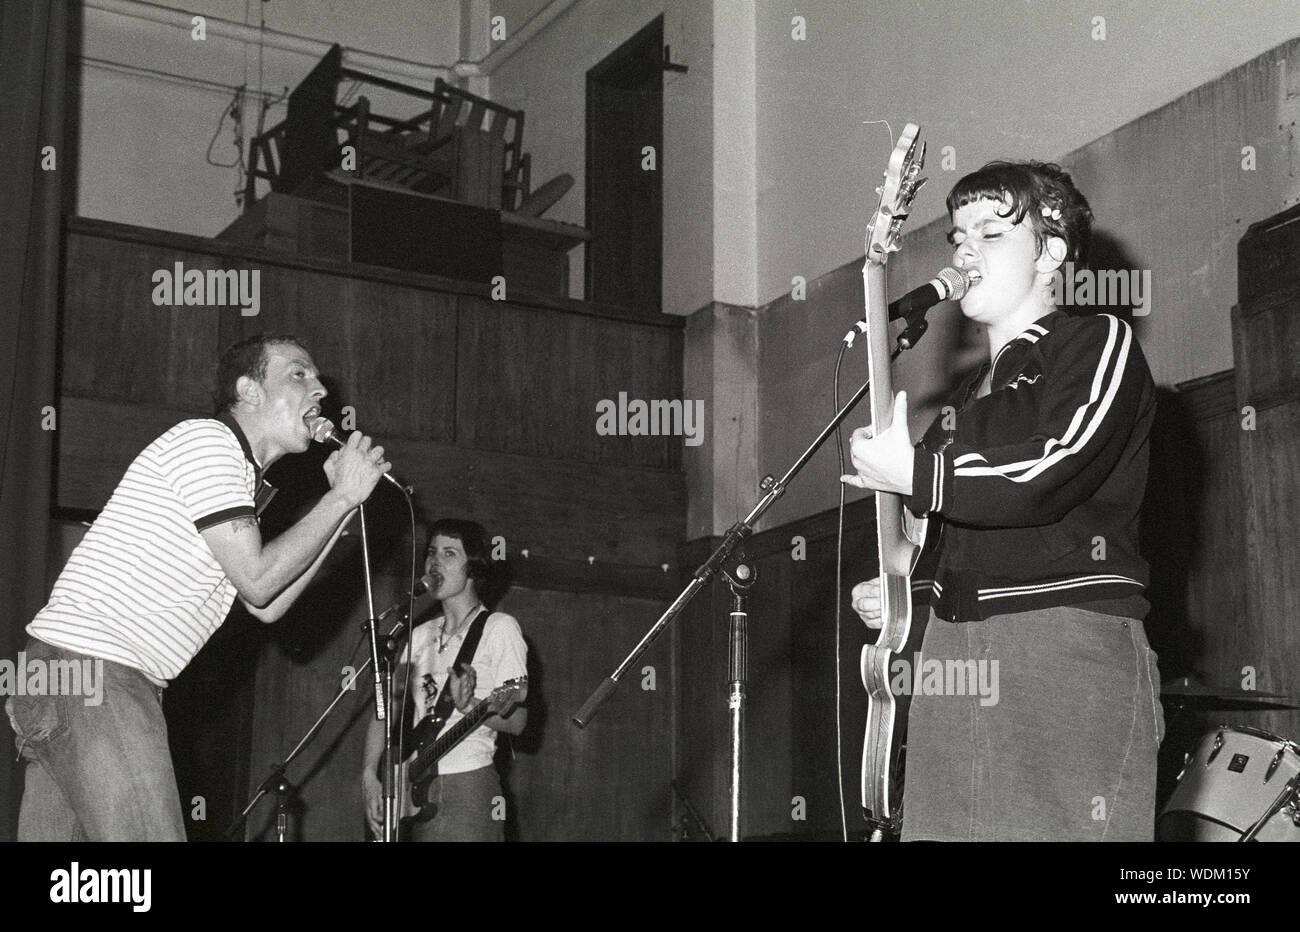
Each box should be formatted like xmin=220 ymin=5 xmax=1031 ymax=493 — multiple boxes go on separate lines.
xmin=409 ymin=767 xmax=438 ymax=819
xmin=377 ymin=678 xmax=528 ymax=828
xmin=380 ymin=710 xmax=448 ymax=823
xmin=858 ymin=124 xmax=928 ymax=836
xmin=384 ymin=756 xmax=440 ymax=824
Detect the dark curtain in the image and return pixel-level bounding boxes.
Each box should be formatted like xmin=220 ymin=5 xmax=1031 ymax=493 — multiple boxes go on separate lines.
xmin=0 ymin=0 xmax=71 ymax=840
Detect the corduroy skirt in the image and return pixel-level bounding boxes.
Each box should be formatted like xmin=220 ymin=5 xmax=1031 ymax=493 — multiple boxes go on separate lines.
xmin=900 ymin=605 xmax=1164 ymax=841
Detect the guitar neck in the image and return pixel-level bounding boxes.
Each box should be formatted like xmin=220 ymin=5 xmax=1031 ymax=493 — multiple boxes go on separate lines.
xmin=862 ymin=263 xmax=896 ymax=432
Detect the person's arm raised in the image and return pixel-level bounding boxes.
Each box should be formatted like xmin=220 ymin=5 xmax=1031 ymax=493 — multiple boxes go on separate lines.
xmin=202 ymin=432 xmax=390 ymax=622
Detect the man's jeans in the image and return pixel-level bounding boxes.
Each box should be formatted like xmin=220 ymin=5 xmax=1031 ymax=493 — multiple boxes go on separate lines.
xmin=5 ymin=637 xmax=186 ymax=841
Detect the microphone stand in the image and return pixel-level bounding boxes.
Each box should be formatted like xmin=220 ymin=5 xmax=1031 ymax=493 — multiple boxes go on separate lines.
xmin=895 ymin=315 xmax=928 ymax=355
xmin=355 ymin=503 xmax=400 ymax=842
xmin=359 ymin=498 xmax=425 ymax=844
xmin=723 ymin=556 xmax=756 ymax=842
xmin=223 ymin=612 xmax=414 ymax=840
xmin=352 ymin=484 xmax=419 ymax=843
xmin=572 ymin=318 xmax=934 ymax=840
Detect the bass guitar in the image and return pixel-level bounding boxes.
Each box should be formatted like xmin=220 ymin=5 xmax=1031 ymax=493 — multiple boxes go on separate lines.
xmin=380 ymin=677 xmax=528 ymax=823
xmin=859 ymin=123 xmax=929 ymax=837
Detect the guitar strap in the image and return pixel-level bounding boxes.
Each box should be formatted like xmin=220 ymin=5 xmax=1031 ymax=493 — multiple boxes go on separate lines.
xmin=431 ymin=607 xmax=491 ymax=718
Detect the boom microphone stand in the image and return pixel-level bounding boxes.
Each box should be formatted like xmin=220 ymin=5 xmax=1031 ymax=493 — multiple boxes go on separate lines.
xmin=573 ymin=318 xmax=931 ymax=840
xmin=722 ymin=555 xmax=756 ymax=842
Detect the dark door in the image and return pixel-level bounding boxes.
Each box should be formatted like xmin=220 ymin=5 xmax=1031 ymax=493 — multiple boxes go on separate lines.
xmin=586 ymin=17 xmax=663 ymax=314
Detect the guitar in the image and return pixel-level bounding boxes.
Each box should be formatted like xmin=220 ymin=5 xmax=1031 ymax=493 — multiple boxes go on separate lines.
xmin=859 ymin=123 xmax=929 ymax=836
xmin=379 ymin=677 xmax=528 ymax=823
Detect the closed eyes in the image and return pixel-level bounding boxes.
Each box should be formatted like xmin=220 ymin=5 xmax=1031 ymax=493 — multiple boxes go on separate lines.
xmin=948 ymin=227 xmax=1010 ymax=247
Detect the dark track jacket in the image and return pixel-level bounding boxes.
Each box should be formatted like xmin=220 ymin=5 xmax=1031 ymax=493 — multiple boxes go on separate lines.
xmin=907 ymin=310 xmax=1156 ymax=622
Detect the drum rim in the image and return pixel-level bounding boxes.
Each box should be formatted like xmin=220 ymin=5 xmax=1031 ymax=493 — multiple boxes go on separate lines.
xmin=1207 ymin=723 xmax=1300 ymax=751
xmin=1156 ymin=808 xmax=1248 ymax=836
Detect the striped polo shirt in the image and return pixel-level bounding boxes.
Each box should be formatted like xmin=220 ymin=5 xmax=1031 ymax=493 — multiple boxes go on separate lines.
xmin=29 ymin=416 xmax=261 ymax=683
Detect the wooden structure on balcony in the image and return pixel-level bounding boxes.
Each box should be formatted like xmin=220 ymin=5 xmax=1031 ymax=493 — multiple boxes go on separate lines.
xmin=231 ymin=45 xmax=585 ymax=298
xmin=245 ymin=45 xmax=529 ymax=210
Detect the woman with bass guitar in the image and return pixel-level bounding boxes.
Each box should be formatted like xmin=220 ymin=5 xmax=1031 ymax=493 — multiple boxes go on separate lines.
xmin=844 ymin=160 xmax=1163 ymax=841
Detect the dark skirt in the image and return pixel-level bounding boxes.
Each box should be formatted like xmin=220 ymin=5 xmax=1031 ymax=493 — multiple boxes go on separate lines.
xmin=900 ymin=606 xmax=1163 ymax=841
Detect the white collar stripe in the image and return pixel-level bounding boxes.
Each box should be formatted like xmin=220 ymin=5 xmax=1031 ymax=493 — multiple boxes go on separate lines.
xmin=952 ymin=317 xmax=1129 ymax=482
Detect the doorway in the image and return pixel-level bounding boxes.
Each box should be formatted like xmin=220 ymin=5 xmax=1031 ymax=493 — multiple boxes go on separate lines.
xmin=585 ymin=16 xmax=663 ymax=314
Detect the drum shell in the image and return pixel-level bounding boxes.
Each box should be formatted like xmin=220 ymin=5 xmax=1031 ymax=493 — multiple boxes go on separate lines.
xmin=1159 ymin=726 xmax=1300 ymax=842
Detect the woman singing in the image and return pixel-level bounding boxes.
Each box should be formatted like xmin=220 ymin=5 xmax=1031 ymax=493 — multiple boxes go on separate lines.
xmin=843 ymin=161 xmax=1163 ymax=841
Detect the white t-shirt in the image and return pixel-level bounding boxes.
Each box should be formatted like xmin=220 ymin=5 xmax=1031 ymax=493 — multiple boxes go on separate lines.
xmin=401 ymin=610 xmax=527 ymax=774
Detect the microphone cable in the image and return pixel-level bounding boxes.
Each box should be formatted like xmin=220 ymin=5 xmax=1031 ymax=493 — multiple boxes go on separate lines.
xmin=832 ymin=337 xmax=852 ymax=843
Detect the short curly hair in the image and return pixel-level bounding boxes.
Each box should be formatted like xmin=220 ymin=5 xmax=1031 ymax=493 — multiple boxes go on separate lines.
xmin=211 ymin=333 xmax=309 ymax=414
xmin=946 ymin=160 xmax=1094 ymax=265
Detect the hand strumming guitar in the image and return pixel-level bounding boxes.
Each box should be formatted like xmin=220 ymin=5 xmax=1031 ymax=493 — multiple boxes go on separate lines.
xmin=448 ymin=663 xmax=477 ymax=714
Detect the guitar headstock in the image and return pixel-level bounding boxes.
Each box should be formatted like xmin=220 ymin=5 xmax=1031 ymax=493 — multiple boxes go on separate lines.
xmin=865 ymin=122 xmax=927 ymax=265
xmin=485 ymin=676 xmax=528 ymax=714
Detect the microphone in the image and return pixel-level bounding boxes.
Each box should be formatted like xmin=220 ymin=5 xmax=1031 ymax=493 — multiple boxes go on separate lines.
xmin=375 ymin=577 xmax=433 ymax=623
xmin=888 ymin=267 xmax=971 ymax=322
xmin=305 ymin=415 xmax=412 ymax=495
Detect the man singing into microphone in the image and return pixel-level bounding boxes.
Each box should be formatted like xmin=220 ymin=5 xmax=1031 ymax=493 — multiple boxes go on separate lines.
xmin=362 ymin=519 xmax=527 ymax=842
xmin=6 ymin=334 xmax=391 ymax=841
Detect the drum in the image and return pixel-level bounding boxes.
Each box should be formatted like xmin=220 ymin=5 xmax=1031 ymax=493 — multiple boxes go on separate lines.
xmin=1159 ymin=725 xmax=1300 ymax=841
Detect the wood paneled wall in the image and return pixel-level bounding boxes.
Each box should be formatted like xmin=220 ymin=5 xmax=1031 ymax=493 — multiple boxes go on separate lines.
xmin=1225 ymin=210 xmax=1300 ymax=742
xmin=1145 ymin=211 xmax=1300 ymax=759
xmin=55 ymin=218 xmax=686 ymax=841
xmin=674 ymin=502 xmax=880 ymax=841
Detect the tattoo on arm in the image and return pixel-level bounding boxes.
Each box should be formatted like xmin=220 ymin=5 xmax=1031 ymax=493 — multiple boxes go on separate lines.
xmin=229 ymin=516 xmax=259 ymax=532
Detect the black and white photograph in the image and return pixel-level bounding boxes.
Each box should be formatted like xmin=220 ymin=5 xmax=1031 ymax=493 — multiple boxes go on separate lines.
xmin=1 ymin=0 xmax=1297 ymax=908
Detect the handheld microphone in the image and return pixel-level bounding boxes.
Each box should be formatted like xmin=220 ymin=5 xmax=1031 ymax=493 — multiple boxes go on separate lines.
xmin=887 ymin=267 xmax=971 ymax=322
xmin=305 ymin=415 xmax=413 ymax=495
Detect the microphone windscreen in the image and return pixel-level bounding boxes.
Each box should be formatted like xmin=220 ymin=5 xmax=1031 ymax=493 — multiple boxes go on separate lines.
xmin=936 ymin=266 xmax=970 ymax=300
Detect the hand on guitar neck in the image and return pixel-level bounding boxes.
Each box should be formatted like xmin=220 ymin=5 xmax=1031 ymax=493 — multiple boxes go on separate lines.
xmin=840 ymin=390 xmax=915 ymax=497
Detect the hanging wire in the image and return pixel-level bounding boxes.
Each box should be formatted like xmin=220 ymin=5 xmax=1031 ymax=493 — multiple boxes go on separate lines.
xmin=832 ymin=338 xmax=851 ymax=842
xmin=205 ymin=86 xmax=246 ymax=169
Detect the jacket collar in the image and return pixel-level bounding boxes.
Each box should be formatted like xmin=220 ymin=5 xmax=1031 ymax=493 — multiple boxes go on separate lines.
xmin=990 ymin=309 xmax=1070 ymax=386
